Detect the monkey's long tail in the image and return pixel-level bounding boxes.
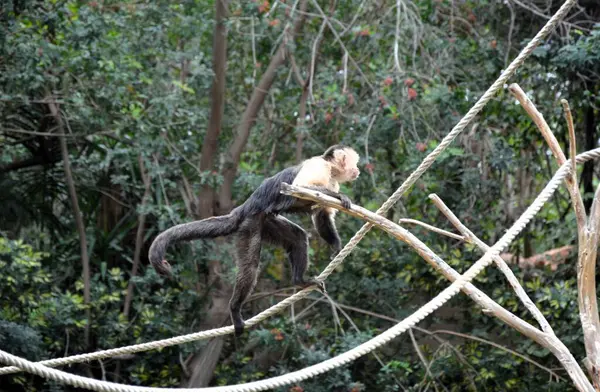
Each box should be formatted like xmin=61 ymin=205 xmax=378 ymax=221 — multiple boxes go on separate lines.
xmin=148 ymin=208 xmax=245 ymax=276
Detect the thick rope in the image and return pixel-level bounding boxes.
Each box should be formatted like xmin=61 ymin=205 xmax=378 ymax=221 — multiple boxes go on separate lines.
xmin=2 ymin=149 xmax=599 ymax=392
xmin=0 ymin=0 xmax=577 ymax=378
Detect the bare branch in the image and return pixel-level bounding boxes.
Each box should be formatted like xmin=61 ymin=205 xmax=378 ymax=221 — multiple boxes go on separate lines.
xmin=429 ymin=194 xmax=553 ymax=333
xmin=280 ymin=183 xmax=592 ymax=391
xmin=509 ymin=83 xmax=586 ymax=227
xmin=398 ymin=218 xmax=464 ymax=241
xmin=279 ymin=183 xmax=545 ymax=342
xmin=308 ymin=0 xmax=375 ymax=92
xmin=561 ymin=99 xmax=579 ymax=191
xmin=508 ymin=83 xmax=566 ymax=164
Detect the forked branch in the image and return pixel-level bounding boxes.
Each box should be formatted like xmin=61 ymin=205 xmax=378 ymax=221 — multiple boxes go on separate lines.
xmin=509 ymin=85 xmax=599 ymax=386
xmin=280 ymin=183 xmax=592 ymax=392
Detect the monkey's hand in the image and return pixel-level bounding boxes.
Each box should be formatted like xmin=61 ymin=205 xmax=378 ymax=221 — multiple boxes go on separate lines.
xmin=339 ymin=194 xmax=352 ymax=209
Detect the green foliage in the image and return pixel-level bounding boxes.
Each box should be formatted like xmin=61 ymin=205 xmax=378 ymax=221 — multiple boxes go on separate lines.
xmin=1 ymin=0 xmax=597 ymax=391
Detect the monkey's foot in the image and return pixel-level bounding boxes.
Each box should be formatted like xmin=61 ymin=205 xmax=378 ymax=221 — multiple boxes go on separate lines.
xmin=332 ymin=244 xmax=342 ymax=257
xmin=296 ymin=278 xmax=326 ymax=294
xmin=234 ymin=323 xmax=245 ymax=337
xmin=232 ymin=318 xmax=245 ymax=337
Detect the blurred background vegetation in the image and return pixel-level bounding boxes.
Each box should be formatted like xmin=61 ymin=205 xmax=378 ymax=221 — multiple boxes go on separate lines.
xmin=1 ymin=0 xmax=599 ymax=391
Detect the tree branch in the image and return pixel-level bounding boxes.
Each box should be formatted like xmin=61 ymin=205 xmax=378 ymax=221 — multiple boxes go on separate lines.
xmin=47 ymin=97 xmax=92 ymax=350
xmin=429 ymin=194 xmax=553 ymax=333
xmin=509 ymin=85 xmax=599 ymax=386
xmin=509 ymin=84 xmax=586 ymax=227
xmin=123 ymin=155 xmax=152 ymax=318
xmin=280 ymin=183 xmax=593 ymax=392
xmin=198 ymin=0 xmax=229 ymax=219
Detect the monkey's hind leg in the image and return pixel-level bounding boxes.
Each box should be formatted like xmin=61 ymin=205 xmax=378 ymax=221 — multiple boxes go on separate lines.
xmin=262 ymin=215 xmax=325 ymax=293
xmin=230 ymin=216 xmax=264 ymax=337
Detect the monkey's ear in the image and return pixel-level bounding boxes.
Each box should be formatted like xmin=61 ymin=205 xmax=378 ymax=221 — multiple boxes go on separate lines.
xmin=334 ymin=149 xmax=347 ymax=166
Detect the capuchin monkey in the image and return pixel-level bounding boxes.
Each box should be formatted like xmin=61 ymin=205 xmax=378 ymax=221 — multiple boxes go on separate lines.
xmin=149 ymin=145 xmax=360 ymax=335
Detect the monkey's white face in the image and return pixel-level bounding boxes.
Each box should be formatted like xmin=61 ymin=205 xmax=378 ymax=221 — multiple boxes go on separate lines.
xmin=334 ymin=148 xmax=360 ymax=183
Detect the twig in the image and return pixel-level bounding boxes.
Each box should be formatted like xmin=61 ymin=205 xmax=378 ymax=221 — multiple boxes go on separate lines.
xmin=308 ymin=0 xmax=375 ymax=92
xmin=288 ymin=294 xmax=564 ymax=381
xmin=426 ymin=329 xmax=564 ymax=382
xmin=122 ymin=155 xmax=152 ymax=318
xmin=505 ymin=0 xmax=516 ymax=67
xmin=510 ymin=0 xmax=590 ymax=32
xmin=364 ymin=114 xmax=380 ymax=190
xmin=339 ymin=0 xmax=367 ymax=36
xmin=329 ymin=298 xmax=408 ymax=392
xmin=409 ymin=329 xmax=444 ymax=392
xmin=251 ymin=17 xmax=257 ymax=83
xmin=398 ymin=218 xmax=464 ymax=241
xmin=394 ymin=0 xmax=404 ymax=74
xmin=322 ymin=292 xmax=343 ymax=336
xmin=98 ymin=360 xmax=106 ymax=381
xmin=1 ymin=127 xmax=115 ymax=138
xmin=342 ymin=52 xmax=348 ymax=93
xmin=163 ymin=134 xmax=204 ymax=178
xmin=309 ymin=17 xmax=328 ymax=102
xmin=288 ymin=53 xmax=305 ymax=87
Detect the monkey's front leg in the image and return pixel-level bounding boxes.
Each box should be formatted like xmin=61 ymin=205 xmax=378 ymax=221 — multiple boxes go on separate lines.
xmin=303 ymin=185 xmax=353 ymax=209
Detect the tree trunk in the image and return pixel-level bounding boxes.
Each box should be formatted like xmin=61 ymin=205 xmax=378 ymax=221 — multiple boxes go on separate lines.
xmin=47 ymin=99 xmax=92 ymax=351
xmin=183 ymin=265 xmax=230 ymax=387
xmin=197 ymin=0 xmax=229 ymax=220
xmin=184 ymin=2 xmax=309 ymax=387
xmin=184 ymin=0 xmax=231 ymax=387
xmin=218 ymin=0 xmax=309 ymax=213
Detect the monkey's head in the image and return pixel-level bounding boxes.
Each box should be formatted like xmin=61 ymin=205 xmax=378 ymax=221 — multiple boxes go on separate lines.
xmin=323 ymin=145 xmax=360 ymax=183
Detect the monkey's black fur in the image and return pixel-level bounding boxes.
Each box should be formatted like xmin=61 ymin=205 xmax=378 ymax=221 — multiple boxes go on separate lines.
xmin=148 ymin=146 xmax=355 ymax=336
